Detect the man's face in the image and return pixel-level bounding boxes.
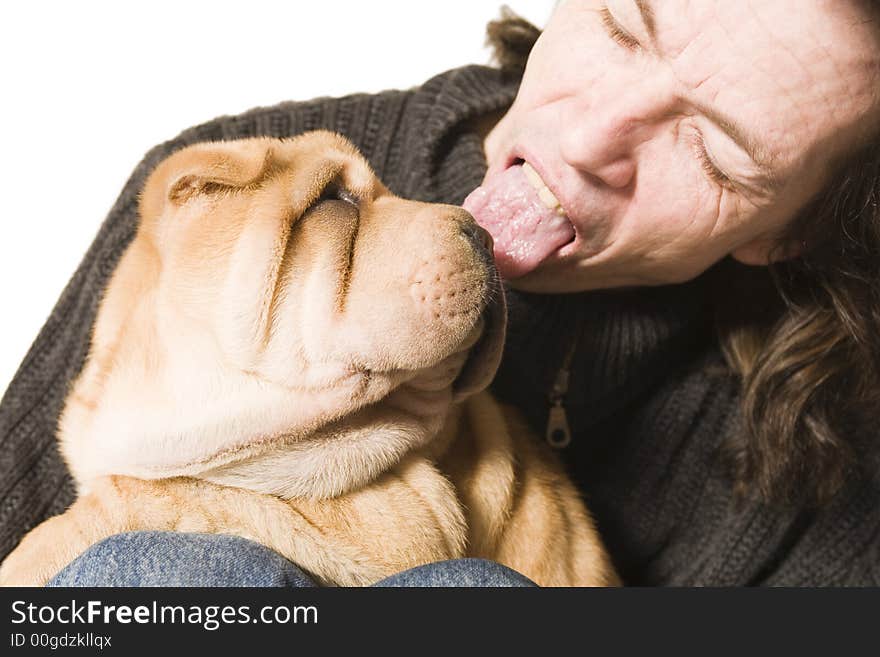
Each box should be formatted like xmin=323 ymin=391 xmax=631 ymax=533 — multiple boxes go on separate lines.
xmin=468 ymin=0 xmax=880 ymax=292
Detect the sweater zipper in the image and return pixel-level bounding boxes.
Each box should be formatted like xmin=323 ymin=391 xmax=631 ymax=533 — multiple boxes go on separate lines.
xmin=545 ymin=334 xmax=579 ymax=449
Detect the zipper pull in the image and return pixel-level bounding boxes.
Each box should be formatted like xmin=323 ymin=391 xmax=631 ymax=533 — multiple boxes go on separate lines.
xmin=544 ymin=320 xmax=583 ymax=449
xmin=546 ymin=398 xmax=572 ymax=448
xmin=545 ymin=341 xmax=576 ymax=449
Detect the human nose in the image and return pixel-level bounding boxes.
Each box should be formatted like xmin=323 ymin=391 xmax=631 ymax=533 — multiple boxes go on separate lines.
xmin=559 ymin=83 xmax=672 ymax=189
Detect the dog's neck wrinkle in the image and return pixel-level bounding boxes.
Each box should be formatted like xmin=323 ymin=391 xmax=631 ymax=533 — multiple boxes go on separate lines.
xmin=418 ymin=403 xmax=464 ymax=463
xmin=196 ymin=388 xmax=458 ymax=500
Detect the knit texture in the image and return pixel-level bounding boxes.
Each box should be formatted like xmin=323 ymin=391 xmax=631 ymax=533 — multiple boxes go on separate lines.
xmin=1 ymin=65 xmax=878 ymax=585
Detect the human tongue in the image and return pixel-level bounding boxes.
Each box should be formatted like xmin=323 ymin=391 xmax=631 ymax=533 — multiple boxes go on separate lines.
xmin=462 ymin=164 xmax=574 ymax=279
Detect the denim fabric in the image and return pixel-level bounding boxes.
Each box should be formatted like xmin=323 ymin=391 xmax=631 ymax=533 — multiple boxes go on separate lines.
xmin=372 ymin=559 xmax=536 ymax=587
xmin=47 ymin=532 xmax=536 ymax=587
xmin=48 ymin=531 xmax=316 ymax=587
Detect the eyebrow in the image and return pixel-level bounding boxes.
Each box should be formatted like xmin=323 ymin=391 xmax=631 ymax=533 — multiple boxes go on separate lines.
xmin=634 ymin=0 xmax=656 ymax=43
xmin=693 ymin=101 xmax=781 ymax=190
xmin=631 ymin=0 xmax=781 ymax=191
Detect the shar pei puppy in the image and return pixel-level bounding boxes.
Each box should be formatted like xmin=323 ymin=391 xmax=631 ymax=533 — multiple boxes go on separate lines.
xmin=0 ymin=131 xmax=617 ymax=587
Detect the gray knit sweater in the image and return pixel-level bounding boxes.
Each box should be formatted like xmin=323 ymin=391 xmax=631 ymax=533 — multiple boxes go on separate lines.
xmin=1 ymin=65 xmax=878 ymax=585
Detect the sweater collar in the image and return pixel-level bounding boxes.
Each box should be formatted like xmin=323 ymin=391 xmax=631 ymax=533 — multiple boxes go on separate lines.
xmin=492 ymin=282 xmax=714 ymax=439
xmin=398 ymin=65 xmax=521 ymax=204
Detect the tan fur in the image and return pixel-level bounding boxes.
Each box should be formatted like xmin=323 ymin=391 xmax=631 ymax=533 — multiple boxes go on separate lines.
xmin=0 ymin=131 xmax=617 ymax=587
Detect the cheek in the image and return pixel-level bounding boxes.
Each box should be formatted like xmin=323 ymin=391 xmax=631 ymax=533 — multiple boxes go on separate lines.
xmin=630 ymin=142 xmax=722 ymax=238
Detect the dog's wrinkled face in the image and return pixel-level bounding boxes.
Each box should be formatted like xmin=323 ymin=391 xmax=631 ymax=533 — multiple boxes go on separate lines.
xmin=61 ymin=131 xmax=504 ymax=498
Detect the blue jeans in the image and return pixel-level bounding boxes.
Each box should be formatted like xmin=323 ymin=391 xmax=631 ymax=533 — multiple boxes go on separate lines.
xmin=47 ymin=532 xmax=537 ymax=587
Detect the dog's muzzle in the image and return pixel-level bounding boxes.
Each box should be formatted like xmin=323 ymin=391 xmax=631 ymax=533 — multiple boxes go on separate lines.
xmin=450 ymin=244 xmax=506 ymax=402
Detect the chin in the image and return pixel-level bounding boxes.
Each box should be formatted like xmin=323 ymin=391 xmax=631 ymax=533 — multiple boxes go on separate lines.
xmin=505 ymin=266 xmax=588 ymax=294
xmin=504 ymin=254 xmax=646 ymax=293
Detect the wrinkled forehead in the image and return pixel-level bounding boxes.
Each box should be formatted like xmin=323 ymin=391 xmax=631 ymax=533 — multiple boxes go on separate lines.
xmin=273 ymin=132 xmax=385 ymax=200
xmin=653 ymin=0 xmax=880 ymax=167
xmin=140 ymin=133 xmax=388 ymax=277
xmin=549 ymin=1 xmax=880 ymax=183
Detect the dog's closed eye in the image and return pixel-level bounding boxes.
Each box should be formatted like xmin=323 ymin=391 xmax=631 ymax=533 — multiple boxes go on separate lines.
xmin=315 ymin=184 xmax=360 ymax=210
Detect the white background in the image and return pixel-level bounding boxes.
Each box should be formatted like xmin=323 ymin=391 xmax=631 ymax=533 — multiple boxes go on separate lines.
xmin=0 ymin=0 xmax=555 ymax=397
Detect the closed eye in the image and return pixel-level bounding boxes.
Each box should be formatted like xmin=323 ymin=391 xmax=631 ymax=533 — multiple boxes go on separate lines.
xmin=687 ymin=131 xmax=735 ymax=190
xmin=600 ymin=5 xmax=641 ymax=51
xmin=334 ymin=188 xmax=360 ymax=208
xmin=318 ymin=184 xmax=360 ymax=207
xmin=308 ymin=183 xmax=361 ymax=215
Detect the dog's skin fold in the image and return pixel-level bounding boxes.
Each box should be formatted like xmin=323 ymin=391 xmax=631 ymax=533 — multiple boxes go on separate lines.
xmin=0 ymin=131 xmax=617 ymax=586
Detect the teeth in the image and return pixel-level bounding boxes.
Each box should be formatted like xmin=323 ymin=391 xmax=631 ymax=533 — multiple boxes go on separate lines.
xmin=539 ymin=186 xmax=562 ymax=211
xmin=522 ymin=161 xmax=566 ymax=215
xmin=522 ymin=160 xmax=544 ymax=188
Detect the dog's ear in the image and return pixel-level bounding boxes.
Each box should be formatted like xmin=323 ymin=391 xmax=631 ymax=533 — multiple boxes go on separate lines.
xmin=142 ymin=140 xmax=275 ymax=213
xmin=167 ymin=140 xmax=274 ymax=204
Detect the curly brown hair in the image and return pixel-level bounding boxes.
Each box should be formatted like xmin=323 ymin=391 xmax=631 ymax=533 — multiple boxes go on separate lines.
xmin=486 ymin=4 xmax=880 ymax=506
xmin=720 ymin=129 xmax=880 ymax=506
